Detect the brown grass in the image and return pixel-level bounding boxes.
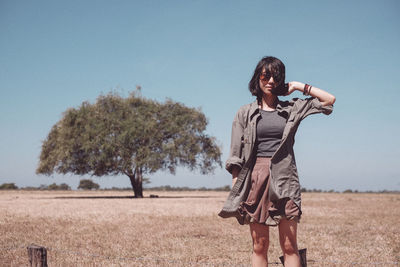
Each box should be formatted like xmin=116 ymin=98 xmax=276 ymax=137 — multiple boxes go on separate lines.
xmin=0 ymin=190 xmax=399 ymax=266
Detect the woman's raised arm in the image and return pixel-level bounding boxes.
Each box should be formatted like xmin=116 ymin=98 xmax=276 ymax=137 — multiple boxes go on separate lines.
xmin=287 ymin=81 xmax=336 ymax=106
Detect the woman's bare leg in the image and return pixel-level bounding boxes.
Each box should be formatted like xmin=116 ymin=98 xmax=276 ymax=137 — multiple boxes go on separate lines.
xmin=278 ymin=218 xmax=301 ymax=267
xmin=249 ymin=222 xmax=269 ymax=267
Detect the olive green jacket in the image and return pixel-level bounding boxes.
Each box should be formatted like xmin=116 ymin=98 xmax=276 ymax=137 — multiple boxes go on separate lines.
xmin=218 ymin=97 xmax=333 ymax=224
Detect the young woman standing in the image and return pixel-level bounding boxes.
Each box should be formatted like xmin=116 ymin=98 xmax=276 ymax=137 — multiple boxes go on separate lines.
xmin=219 ymin=56 xmax=336 ymax=267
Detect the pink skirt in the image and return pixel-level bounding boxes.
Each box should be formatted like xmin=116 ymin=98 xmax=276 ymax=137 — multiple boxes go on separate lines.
xmin=238 ymin=157 xmax=301 ymax=226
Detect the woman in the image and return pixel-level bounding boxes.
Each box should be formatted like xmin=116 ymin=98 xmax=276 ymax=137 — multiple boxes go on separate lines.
xmin=218 ymin=56 xmax=335 ymax=267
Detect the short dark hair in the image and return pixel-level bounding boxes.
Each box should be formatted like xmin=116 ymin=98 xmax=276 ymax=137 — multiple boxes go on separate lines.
xmin=248 ymin=56 xmax=287 ymax=98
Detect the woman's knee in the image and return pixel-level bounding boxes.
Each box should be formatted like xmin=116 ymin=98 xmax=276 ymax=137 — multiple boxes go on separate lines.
xmin=250 ymin=223 xmax=270 ymax=255
xmin=253 ymin=236 xmax=269 ymax=255
xmin=280 ymin=237 xmax=298 ymax=255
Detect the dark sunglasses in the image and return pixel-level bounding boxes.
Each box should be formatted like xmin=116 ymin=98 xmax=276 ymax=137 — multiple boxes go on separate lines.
xmin=259 ymin=72 xmax=279 ymax=82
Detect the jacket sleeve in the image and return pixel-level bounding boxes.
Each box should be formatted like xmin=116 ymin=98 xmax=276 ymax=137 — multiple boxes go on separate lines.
xmin=225 ymin=109 xmax=245 ymax=174
xmin=296 ymin=97 xmax=333 ymax=120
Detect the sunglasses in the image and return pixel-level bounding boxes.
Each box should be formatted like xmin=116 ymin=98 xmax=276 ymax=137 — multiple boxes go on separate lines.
xmin=259 ymin=72 xmax=279 ymax=82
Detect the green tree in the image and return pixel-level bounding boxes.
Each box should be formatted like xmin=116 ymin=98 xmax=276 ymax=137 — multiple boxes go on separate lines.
xmin=36 ymin=91 xmax=222 ymax=197
xmin=78 ymin=179 xmax=100 ymax=190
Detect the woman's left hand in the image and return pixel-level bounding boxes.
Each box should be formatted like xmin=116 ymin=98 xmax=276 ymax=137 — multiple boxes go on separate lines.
xmin=284 ymin=81 xmax=300 ymax=96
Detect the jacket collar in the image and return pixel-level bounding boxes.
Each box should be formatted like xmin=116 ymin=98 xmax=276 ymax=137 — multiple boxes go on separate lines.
xmin=249 ymin=99 xmax=292 ymax=118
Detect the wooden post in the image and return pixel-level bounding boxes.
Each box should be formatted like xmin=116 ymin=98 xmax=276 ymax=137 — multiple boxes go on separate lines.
xmin=27 ymin=244 xmax=48 ymax=267
xmin=279 ymin=248 xmax=307 ymax=267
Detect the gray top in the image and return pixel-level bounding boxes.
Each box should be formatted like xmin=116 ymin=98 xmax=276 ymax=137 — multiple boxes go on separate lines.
xmin=256 ymin=110 xmax=287 ymax=157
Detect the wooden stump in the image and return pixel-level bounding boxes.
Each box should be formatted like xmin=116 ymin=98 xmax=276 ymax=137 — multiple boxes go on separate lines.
xmin=27 ymin=244 xmax=48 ymax=267
xmin=279 ymin=248 xmax=307 ymax=267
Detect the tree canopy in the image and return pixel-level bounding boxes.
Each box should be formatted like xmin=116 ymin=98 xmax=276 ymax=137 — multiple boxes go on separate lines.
xmin=36 ymin=91 xmax=222 ymax=197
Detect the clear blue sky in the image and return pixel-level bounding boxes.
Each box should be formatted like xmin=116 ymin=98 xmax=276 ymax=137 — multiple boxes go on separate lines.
xmin=1 ymin=0 xmax=399 ymax=191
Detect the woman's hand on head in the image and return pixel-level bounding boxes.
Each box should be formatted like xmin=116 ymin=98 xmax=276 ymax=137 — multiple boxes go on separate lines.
xmin=284 ymin=81 xmax=302 ymax=96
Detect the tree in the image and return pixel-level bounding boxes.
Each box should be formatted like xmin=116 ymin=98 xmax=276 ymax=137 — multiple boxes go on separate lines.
xmin=78 ymin=179 xmax=100 ymax=190
xmin=36 ymin=91 xmax=222 ymax=197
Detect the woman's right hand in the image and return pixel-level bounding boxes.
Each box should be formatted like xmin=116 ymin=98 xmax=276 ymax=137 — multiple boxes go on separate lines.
xmin=232 ymin=166 xmax=240 ymax=187
xmin=232 ymin=177 xmax=238 ymax=187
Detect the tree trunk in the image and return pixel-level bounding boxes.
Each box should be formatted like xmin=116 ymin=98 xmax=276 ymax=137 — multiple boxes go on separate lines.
xmin=128 ymin=167 xmax=143 ymax=198
xmin=135 ymin=167 xmax=143 ymax=197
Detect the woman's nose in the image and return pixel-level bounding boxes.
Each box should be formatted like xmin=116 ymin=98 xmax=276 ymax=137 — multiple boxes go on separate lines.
xmin=268 ymin=76 xmax=275 ymax=83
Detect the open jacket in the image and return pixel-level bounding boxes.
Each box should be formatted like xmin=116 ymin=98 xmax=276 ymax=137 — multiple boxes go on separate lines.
xmin=218 ymin=97 xmax=333 ymax=225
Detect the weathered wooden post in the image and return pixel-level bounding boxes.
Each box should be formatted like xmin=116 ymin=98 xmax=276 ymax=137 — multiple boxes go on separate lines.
xmin=279 ymin=248 xmax=307 ymax=267
xmin=27 ymin=244 xmax=48 ymax=267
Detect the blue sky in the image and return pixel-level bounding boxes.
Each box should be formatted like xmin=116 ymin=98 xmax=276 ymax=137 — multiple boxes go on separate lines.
xmin=1 ymin=0 xmax=399 ymax=191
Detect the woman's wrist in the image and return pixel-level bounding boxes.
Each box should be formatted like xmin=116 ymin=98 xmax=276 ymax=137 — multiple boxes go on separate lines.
xmin=290 ymin=81 xmax=305 ymax=92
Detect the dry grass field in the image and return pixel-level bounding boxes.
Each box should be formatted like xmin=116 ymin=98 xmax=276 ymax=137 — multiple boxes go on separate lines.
xmin=0 ymin=190 xmax=399 ymax=266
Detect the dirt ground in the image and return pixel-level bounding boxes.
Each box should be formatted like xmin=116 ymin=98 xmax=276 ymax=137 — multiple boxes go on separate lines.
xmin=0 ymin=190 xmax=399 ymax=266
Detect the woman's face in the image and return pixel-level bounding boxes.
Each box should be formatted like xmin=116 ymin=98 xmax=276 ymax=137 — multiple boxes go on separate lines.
xmin=259 ymin=67 xmax=277 ymax=95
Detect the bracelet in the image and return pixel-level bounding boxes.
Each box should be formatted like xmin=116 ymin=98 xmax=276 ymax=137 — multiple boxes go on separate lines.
xmin=303 ymin=84 xmax=310 ymax=96
xmin=308 ymin=85 xmax=312 ymax=95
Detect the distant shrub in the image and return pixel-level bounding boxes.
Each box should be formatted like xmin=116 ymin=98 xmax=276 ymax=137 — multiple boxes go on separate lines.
xmin=21 ymin=186 xmax=39 ymax=190
xmin=0 ymin=183 xmax=18 ymax=190
xmin=343 ymin=189 xmax=353 ymax=193
xmin=214 ymin=185 xmax=231 ymax=191
xmin=47 ymin=183 xmax=71 ymax=190
xmin=38 ymin=184 xmax=48 ymax=190
xmin=47 ymin=183 xmax=58 ymax=190
xmin=312 ymin=188 xmax=322 ymax=192
xmin=102 ymin=187 xmax=133 ymax=191
xmin=301 ymin=188 xmax=338 ymax=193
xmin=58 ymin=183 xmax=71 ymax=190
xmin=78 ymin=179 xmax=100 ymax=190
xmin=143 ymin=185 xmax=231 ymax=191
